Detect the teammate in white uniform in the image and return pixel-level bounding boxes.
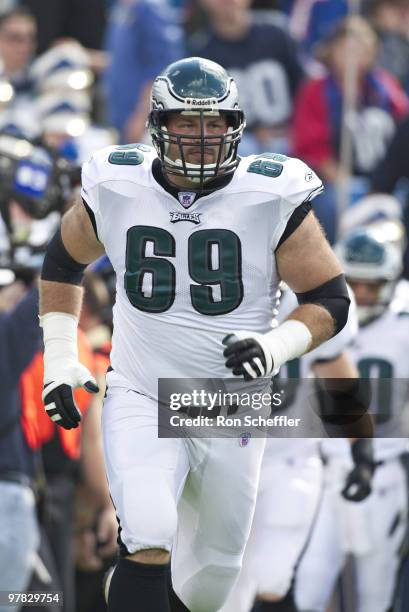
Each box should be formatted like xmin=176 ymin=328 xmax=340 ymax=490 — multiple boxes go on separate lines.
xmin=221 ymin=286 xmax=360 ymax=612
xmin=38 ymin=58 xmax=350 ymax=612
xmin=295 ymin=229 xmax=409 ymax=612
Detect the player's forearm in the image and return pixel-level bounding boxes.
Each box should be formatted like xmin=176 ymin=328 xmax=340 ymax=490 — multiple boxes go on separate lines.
xmin=40 ymin=279 xmax=83 ymax=318
xmin=313 ymin=352 xmax=359 ymax=379
xmin=285 ymin=303 xmax=335 ymax=351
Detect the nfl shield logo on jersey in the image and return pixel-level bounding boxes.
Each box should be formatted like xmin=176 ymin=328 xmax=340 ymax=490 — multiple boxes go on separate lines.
xmin=178 ymin=192 xmax=197 ymax=208
xmin=239 ymin=432 xmax=251 ymax=447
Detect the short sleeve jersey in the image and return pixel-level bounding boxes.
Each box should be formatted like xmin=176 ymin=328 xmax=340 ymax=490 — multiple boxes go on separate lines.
xmin=81 ymin=145 xmax=323 ymax=398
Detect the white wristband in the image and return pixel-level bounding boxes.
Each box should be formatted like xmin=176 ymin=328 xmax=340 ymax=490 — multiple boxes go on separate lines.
xmin=39 ymin=312 xmax=79 ymax=381
xmin=39 ymin=311 xmax=98 ymax=403
xmin=263 ymin=320 xmax=312 ymax=371
xmin=40 ymin=311 xmax=78 ymax=357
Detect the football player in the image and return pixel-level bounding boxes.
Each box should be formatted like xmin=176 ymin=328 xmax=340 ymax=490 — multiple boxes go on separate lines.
xmin=38 ymin=57 xmax=350 ymax=612
xmin=220 ymin=284 xmax=364 ymax=612
xmin=295 ymin=229 xmax=409 ymax=612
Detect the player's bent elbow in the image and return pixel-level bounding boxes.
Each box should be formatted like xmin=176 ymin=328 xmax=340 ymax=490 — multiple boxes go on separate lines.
xmin=41 ymin=228 xmax=87 ymax=285
xmin=296 ymin=273 xmax=350 ymax=336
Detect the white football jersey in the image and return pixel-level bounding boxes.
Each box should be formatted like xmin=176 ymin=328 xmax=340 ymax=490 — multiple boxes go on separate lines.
xmin=322 ymin=305 xmax=409 ymax=461
xmin=81 ymin=145 xmax=323 ymax=398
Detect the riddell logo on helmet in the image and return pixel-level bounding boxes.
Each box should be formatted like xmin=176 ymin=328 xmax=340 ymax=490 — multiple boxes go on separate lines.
xmin=184 ymin=97 xmax=218 ymax=109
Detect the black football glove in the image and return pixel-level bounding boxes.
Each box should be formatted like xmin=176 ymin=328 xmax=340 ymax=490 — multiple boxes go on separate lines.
xmin=42 ymin=365 xmax=99 ymax=430
xmin=342 ymin=438 xmax=376 ymax=502
xmin=222 ymin=331 xmax=274 ymax=381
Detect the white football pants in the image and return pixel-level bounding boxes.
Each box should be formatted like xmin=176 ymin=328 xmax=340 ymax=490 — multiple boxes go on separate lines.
xmin=221 ymin=440 xmax=323 ymax=612
xmin=295 ymin=455 xmax=408 ymax=612
xmin=102 ymin=381 xmax=266 ymax=612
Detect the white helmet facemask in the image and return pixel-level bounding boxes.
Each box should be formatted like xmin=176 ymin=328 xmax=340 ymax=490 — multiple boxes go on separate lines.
xmin=148 ymin=57 xmax=245 ymax=191
xmin=161 ymin=116 xmax=236 ymax=184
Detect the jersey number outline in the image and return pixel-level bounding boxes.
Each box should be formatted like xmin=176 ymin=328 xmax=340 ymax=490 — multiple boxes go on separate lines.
xmin=357 ymin=357 xmax=393 ymax=424
xmin=247 ymin=153 xmax=284 ymax=178
xmin=125 ymin=226 xmax=243 ymax=315
xmin=108 ymin=143 xmax=152 ymax=166
xmin=278 ymin=356 xmax=394 ymax=423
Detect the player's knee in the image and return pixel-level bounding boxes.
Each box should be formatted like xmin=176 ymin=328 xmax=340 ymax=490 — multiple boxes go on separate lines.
xmin=127 ymin=548 xmax=170 ymax=565
xmin=256 ymin=563 xmax=292 ymax=600
xmin=175 ymin=553 xmax=243 ymax=612
xmin=117 ymin=471 xmax=178 ymax=551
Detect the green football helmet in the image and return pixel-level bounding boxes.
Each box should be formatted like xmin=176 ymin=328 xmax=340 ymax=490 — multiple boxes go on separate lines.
xmin=148 ymin=57 xmax=245 ymax=190
xmin=336 ymin=228 xmax=402 ymax=324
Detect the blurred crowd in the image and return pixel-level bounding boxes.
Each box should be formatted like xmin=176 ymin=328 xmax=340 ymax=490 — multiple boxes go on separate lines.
xmin=2 ymin=1 xmax=409 ymax=611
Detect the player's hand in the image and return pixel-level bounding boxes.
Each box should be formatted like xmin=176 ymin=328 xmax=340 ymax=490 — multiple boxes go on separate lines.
xmin=342 ymin=464 xmax=373 ymax=502
xmin=42 ymin=363 xmax=99 ymax=430
xmin=222 ymin=331 xmax=274 ymax=380
xmin=342 ymin=438 xmax=376 ymax=502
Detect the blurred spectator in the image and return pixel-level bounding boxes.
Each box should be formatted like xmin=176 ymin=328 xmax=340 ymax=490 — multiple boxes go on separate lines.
xmin=0 ymin=0 xmax=18 ymax=13
xmin=21 ymin=0 xmax=107 ymax=55
xmin=74 ymin=271 xmax=117 ymax=612
xmin=288 ymin=0 xmax=348 ymax=54
xmin=190 ymin=0 xmax=304 ymax=155
xmin=250 ymin=0 xmax=289 ymax=27
xmin=368 ymin=0 xmax=409 ymax=93
xmin=105 ymin=0 xmax=184 ymax=142
xmin=0 ymin=9 xmax=107 ymax=143
xmin=368 ymin=113 xmax=409 ymax=280
xmin=291 ymin=15 xmax=409 ymax=243
xmin=31 ymin=41 xmax=115 ymax=162
xmin=0 ymin=135 xmax=116 ymax=611
xmin=21 ymin=333 xmax=97 ymax=612
xmin=0 ymin=275 xmax=40 ymax=610
xmin=0 ymin=7 xmax=36 ymax=93
xmin=276 ymin=0 xmax=295 ymax=13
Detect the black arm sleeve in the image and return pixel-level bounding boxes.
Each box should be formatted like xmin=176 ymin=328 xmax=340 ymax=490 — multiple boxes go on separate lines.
xmin=296 ymin=274 xmax=350 ymax=335
xmin=41 ymin=229 xmax=87 ymax=285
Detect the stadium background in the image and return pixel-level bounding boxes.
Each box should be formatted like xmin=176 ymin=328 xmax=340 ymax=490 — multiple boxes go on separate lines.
xmin=1 ymin=0 xmax=409 ymax=611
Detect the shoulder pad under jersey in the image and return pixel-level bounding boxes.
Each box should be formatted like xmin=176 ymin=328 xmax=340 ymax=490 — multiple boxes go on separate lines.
xmin=81 ymin=143 xmax=157 ymax=196
xmin=234 ymin=153 xmax=324 ymax=207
